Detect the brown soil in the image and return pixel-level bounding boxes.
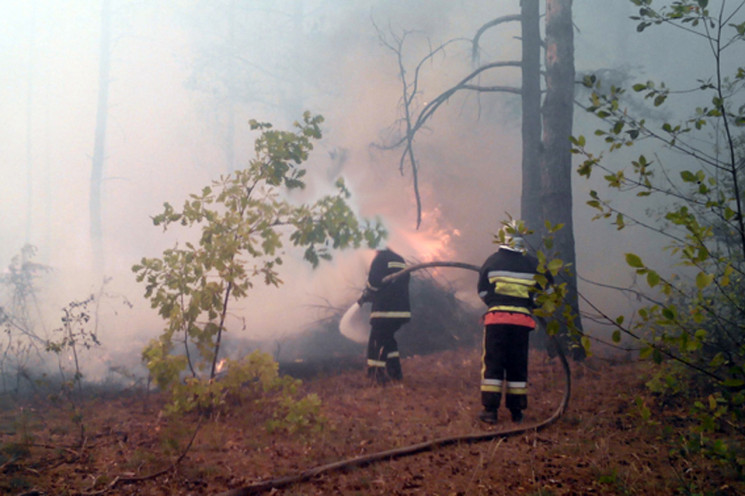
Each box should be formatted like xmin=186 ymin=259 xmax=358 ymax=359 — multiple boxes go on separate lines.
xmin=1 ymin=347 xmax=742 ymax=495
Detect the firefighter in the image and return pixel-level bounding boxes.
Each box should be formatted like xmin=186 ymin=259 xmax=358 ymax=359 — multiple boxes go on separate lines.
xmin=357 ymin=247 xmax=411 ymax=384
xmin=476 ymin=228 xmax=552 ymax=424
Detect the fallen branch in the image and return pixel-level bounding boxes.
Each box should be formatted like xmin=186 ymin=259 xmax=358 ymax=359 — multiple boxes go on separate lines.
xmin=78 ymin=414 xmax=205 ymax=495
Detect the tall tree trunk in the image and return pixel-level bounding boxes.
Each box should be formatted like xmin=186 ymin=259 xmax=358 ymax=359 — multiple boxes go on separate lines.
xmin=541 ymin=0 xmax=585 ymax=360
xmin=522 ymin=0 xmax=556 ymax=352
xmin=520 ymin=0 xmax=542 ymax=237
xmin=90 ymin=0 xmax=111 ymax=274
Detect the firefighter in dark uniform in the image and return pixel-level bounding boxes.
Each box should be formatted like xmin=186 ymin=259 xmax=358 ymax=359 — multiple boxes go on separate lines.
xmin=477 ymin=232 xmax=552 ymax=424
xmin=358 ymin=247 xmax=411 ymax=384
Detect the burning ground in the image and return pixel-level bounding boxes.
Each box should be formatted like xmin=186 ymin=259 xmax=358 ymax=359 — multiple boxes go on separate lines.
xmin=1 ymin=345 xmax=742 ymax=495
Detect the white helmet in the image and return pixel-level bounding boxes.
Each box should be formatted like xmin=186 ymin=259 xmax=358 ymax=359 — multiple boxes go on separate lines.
xmin=503 ymin=234 xmax=526 ymax=252
xmin=496 ymin=218 xmax=528 ymax=252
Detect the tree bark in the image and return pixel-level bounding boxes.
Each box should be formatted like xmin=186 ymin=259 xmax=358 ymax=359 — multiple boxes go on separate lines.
xmin=541 ymin=0 xmax=585 ymax=359
xmin=520 ymin=0 xmax=543 ymax=241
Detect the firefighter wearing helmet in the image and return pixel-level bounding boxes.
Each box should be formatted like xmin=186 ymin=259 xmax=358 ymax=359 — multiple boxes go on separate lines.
xmin=357 ymin=247 xmax=411 ymax=385
xmin=476 ymin=221 xmax=552 ymax=424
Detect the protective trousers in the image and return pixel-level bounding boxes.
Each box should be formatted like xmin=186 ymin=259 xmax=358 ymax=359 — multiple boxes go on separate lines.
xmin=481 ymin=323 xmax=530 ymax=412
xmin=366 ymin=319 xmax=403 ymax=383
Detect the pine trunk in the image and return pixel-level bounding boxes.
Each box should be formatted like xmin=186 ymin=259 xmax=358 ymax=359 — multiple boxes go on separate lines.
xmin=541 ymin=0 xmax=585 ymax=360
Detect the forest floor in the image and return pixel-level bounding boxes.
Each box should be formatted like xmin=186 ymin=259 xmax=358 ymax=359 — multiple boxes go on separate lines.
xmin=1 ymin=346 xmax=742 ymax=496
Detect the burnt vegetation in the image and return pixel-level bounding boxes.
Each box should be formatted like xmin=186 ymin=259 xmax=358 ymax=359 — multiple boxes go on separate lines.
xmin=276 ymin=272 xmax=483 ymax=379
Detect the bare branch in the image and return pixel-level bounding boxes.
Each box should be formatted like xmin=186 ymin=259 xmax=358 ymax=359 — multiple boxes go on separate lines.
xmin=471 ymin=14 xmax=521 ymax=61
xmin=412 ymin=61 xmax=521 ymax=138
xmin=462 ymin=84 xmax=521 ymax=94
xmin=373 ymin=17 xmax=525 ymax=229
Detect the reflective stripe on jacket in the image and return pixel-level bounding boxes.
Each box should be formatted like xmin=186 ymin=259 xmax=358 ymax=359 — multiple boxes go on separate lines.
xmin=367 ymin=249 xmax=411 ymax=322
xmin=477 ymin=247 xmax=550 ymax=315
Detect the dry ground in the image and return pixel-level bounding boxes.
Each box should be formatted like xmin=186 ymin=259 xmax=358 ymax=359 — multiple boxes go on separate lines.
xmin=1 ymin=346 xmax=742 ymax=495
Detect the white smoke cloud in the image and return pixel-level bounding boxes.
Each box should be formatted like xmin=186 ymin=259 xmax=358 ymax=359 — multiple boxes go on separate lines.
xmin=2 ymin=0 xmax=727 ymax=378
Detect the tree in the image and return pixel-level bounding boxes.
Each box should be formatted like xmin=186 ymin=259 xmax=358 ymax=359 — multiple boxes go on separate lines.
xmin=133 ymin=112 xmax=384 ymax=393
xmin=520 ymin=0 xmax=542 ymax=235
xmin=377 ymin=1 xmax=585 ymax=357
xmin=537 ymin=0 xmax=585 ymax=359
xmin=572 ymin=0 xmax=745 ymax=477
xmin=374 ymin=15 xmax=521 ymax=230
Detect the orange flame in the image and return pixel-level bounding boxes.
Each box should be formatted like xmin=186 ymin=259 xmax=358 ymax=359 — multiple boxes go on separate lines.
xmin=389 ymin=207 xmax=458 ymax=263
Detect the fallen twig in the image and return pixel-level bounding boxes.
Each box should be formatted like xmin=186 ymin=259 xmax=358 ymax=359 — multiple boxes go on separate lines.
xmin=77 ymin=414 xmax=205 ymax=495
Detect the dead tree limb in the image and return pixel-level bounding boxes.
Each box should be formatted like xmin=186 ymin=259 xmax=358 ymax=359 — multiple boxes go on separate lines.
xmin=374 ymin=19 xmax=522 ymax=229
xmin=472 ymin=14 xmax=521 ymax=61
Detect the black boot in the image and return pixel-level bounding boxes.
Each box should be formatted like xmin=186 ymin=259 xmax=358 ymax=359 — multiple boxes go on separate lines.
xmin=374 ymin=367 xmax=388 ymax=385
xmin=386 ymin=358 xmax=403 ymax=381
xmin=479 ymin=409 xmax=498 ymax=424
xmin=510 ymin=409 xmax=523 ymax=424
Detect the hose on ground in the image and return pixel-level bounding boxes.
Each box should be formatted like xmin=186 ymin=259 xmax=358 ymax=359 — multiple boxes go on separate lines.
xmin=217 ymin=261 xmax=572 ymax=496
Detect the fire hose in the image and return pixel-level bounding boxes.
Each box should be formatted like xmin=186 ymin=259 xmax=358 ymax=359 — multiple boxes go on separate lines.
xmin=217 ymin=261 xmax=571 ymax=496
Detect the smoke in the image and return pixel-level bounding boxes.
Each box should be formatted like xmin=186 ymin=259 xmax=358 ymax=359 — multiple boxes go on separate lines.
xmin=2 ymin=0 xmax=727 ymax=380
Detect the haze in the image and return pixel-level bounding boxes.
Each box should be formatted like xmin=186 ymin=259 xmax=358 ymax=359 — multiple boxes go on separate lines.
xmin=1 ymin=0 xmax=729 ymax=378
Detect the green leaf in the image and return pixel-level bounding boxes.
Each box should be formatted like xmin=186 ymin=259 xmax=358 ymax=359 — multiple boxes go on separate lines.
xmin=646 ymin=270 xmax=660 ymax=287
xmin=547 ymin=259 xmax=563 ymax=276
xmin=723 ymin=378 xmax=745 ymax=388
xmin=134 ymin=111 xmax=386 ymax=398
xmin=639 ymin=345 xmax=652 ymax=360
xmin=696 ymin=271 xmax=713 ymax=289
xmin=652 ymin=348 xmax=663 ymax=364
xmin=546 ymin=320 xmax=560 ymax=336
xmin=625 ymin=253 xmax=644 ymax=268
xmin=615 ymin=213 xmax=625 ymax=229
xmin=662 ymin=307 xmax=675 ymax=320
xmin=680 ymin=170 xmax=696 ymax=182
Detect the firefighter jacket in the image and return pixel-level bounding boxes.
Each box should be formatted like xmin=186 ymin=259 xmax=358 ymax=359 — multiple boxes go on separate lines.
xmin=477 ymin=246 xmax=551 ymax=320
xmin=365 ymin=249 xmax=411 ymax=322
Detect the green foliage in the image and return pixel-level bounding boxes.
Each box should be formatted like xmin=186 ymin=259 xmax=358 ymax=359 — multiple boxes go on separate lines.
xmin=573 ymin=0 xmax=745 ymax=483
xmin=133 ymin=112 xmax=379 ymax=431
xmin=266 ymin=391 xmax=324 ymax=435
xmin=492 ymin=217 xmax=587 ymax=357
xmin=133 ymin=111 xmax=384 ymax=387
xmin=166 ymin=350 xmax=279 ymax=415
xmin=165 ymin=350 xmax=324 ymax=434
